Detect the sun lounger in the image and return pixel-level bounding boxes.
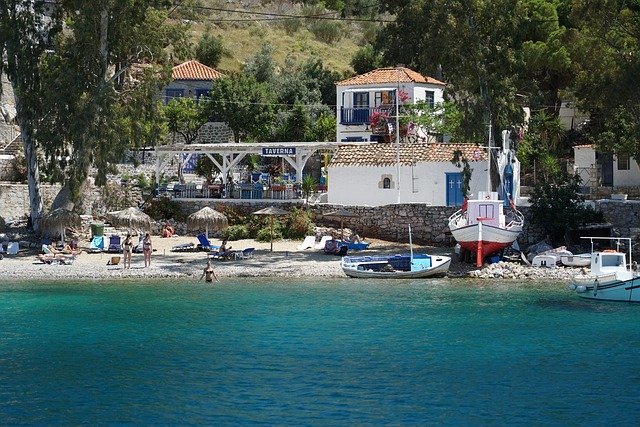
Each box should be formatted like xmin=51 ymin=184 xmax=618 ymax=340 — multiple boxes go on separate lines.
xmin=297 ymin=235 xmax=316 ymax=250
xmin=314 ymin=235 xmax=332 ymax=250
xmin=197 ymin=233 xmax=218 ymax=251
xmin=107 ymin=235 xmax=122 ymax=253
xmin=234 ymin=247 xmax=255 ymax=260
xmin=171 ymin=242 xmax=196 ymax=252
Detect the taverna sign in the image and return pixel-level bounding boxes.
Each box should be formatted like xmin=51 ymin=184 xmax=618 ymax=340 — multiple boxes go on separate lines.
xmin=262 ymin=147 xmax=296 ymax=157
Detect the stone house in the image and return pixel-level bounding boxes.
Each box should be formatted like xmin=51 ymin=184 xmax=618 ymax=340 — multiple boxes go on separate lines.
xmin=573 ymin=144 xmax=640 ymax=196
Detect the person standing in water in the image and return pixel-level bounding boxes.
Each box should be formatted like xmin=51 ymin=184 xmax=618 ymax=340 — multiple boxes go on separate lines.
xmin=200 ymin=260 xmax=219 ymax=282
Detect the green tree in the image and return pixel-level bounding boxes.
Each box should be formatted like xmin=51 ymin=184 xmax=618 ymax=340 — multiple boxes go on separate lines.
xmin=245 ymin=43 xmax=276 ymax=84
xmin=195 ymin=31 xmax=228 ymax=68
xmin=206 ymin=73 xmax=275 ymax=143
xmin=350 ymin=44 xmax=382 ymax=75
xmin=163 ymin=97 xmax=209 ymax=145
xmin=0 ymin=0 xmax=56 ymax=230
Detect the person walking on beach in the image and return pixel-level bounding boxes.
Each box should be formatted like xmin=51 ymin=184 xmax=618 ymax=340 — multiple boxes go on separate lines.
xmin=142 ymin=232 xmax=152 ymax=267
xmin=123 ymin=233 xmax=133 ymax=269
xmin=200 ymin=260 xmax=219 ymax=283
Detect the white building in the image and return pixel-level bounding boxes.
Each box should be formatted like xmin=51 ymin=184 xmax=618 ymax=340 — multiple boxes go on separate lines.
xmin=574 ymin=144 xmax=640 ymax=188
xmin=327 ymin=143 xmax=490 ymax=206
xmin=336 ymin=67 xmax=446 ymax=143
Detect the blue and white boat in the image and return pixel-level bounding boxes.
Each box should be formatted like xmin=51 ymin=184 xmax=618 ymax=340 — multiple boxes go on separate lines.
xmin=341 ymin=225 xmax=451 ymax=278
xmin=568 ymin=237 xmax=640 ymax=302
xmin=341 ymin=253 xmax=451 ymax=278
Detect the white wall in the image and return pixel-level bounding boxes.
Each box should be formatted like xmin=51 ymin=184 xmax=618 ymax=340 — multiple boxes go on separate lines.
xmin=613 ymin=155 xmax=640 ymax=186
xmin=327 ymin=161 xmax=487 ymax=206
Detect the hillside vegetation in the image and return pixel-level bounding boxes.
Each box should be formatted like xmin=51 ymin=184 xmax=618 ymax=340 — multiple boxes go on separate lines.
xmin=181 ymin=0 xmax=380 ymax=75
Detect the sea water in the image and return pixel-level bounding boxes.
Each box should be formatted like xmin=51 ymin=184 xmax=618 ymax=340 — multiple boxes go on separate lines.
xmin=1 ymin=278 xmax=640 ymax=425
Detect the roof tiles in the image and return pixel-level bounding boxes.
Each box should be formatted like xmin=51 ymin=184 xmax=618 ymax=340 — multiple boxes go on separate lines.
xmin=172 ymin=60 xmax=225 ymax=81
xmin=337 ymin=67 xmax=445 ymax=86
xmin=328 ymin=143 xmax=487 ymax=167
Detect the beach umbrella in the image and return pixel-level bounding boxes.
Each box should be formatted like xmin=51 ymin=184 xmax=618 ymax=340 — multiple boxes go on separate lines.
xmin=0 ymin=215 xmax=5 ymax=233
xmin=41 ymin=208 xmax=81 ymax=243
xmin=253 ymin=206 xmax=289 ymax=251
xmin=324 ymin=208 xmax=360 ymax=240
xmin=107 ymin=207 xmax=152 ymax=233
xmin=187 ymin=206 xmax=228 ymax=239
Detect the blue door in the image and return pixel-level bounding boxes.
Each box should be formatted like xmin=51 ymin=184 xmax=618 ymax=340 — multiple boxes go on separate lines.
xmin=502 ymin=163 xmax=513 ymax=207
xmin=446 ymin=173 xmax=464 ymax=206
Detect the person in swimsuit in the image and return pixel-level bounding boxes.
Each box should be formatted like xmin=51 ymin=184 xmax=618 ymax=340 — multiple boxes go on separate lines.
xmin=123 ymin=233 xmax=133 ymax=269
xmin=142 ymin=232 xmax=152 ymax=267
xmin=200 ymin=260 xmax=219 ymax=283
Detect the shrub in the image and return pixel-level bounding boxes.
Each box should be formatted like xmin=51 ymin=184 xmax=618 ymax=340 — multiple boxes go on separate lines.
xmin=256 ymin=225 xmax=283 ymax=242
xmin=223 ymin=224 xmax=249 ymax=241
xmin=283 ymin=207 xmax=313 ymax=239
xmin=143 ymin=196 xmax=186 ymax=222
xmin=309 ymin=21 xmax=343 ymax=44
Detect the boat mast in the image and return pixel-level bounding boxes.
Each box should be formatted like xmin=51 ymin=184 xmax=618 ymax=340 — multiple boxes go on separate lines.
xmin=408 ymin=224 xmax=413 ymax=261
xmin=395 ymin=67 xmax=401 ymax=204
xmin=487 ymin=116 xmax=492 ymax=194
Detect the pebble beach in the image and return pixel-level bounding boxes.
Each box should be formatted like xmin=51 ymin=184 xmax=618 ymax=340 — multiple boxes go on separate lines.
xmin=1 ymin=234 xmax=583 ymax=282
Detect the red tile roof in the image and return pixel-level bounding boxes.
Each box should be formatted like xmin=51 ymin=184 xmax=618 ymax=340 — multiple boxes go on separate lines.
xmin=172 ymin=60 xmax=225 ymax=81
xmin=328 ymin=143 xmax=487 ymax=167
xmin=337 ymin=67 xmax=445 ymax=86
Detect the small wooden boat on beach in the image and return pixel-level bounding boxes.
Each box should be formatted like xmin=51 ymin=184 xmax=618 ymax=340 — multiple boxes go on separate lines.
xmin=568 ymin=237 xmax=640 ymax=302
xmin=341 ymin=224 xmax=451 ymax=278
xmin=560 ymin=253 xmax=591 ymax=267
xmin=341 ymin=253 xmax=451 ymax=278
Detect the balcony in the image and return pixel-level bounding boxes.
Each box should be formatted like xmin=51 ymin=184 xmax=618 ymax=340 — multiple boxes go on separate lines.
xmin=340 ymin=106 xmax=392 ymax=125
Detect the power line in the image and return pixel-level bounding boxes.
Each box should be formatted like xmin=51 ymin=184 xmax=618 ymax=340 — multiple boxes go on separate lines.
xmin=173 ymin=4 xmax=394 ymax=23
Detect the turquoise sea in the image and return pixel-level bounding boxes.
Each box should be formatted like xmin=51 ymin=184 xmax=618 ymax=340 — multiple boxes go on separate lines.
xmin=1 ymin=278 xmax=640 ymax=425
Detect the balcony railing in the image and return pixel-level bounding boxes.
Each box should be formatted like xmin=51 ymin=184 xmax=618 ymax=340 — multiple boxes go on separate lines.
xmin=340 ymin=106 xmax=392 ymax=125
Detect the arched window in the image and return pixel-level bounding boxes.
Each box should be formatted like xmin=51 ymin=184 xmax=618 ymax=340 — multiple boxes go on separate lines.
xmin=383 ymin=177 xmax=391 ymax=189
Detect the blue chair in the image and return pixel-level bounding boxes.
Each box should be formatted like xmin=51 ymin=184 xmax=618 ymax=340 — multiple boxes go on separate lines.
xmin=107 ymin=235 xmax=122 ymax=253
xmin=89 ymin=236 xmax=104 ymax=253
xmin=197 ymin=233 xmax=218 ymax=251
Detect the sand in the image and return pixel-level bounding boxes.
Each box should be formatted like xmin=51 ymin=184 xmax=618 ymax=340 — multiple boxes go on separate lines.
xmin=2 ymin=234 xmax=471 ymax=281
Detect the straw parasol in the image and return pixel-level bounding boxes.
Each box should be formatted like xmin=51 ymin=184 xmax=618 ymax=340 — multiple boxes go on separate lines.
xmin=253 ymin=206 xmax=289 ymax=251
xmin=324 ymin=208 xmax=360 ymax=240
xmin=41 ymin=208 xmax=81 ymax=243
xmin=0 ymin=215 xmax=5 ymax=233
xmin=187 ymin=206 xmax=228 ymax=239
xmin=106 ymin=207 xmax=152 ymax=233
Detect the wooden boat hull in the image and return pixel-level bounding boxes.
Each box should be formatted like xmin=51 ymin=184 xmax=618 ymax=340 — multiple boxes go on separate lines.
xmin=450 ymin=223 xmax=522 ymax=256
xmin=341 ymin=254 xmax=451 ymax=279
xmin=560 ymin=254 xmax=591 ymax=267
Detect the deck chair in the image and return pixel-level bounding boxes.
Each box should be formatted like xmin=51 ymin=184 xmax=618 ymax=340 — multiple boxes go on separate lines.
xmin=197 ymin=233 xmax=218 ymax=251
xmin=171 ymin=242 xmax=196 ymax=252
xmin=107 ymin=235 xmax=122 ymax=253
xmin=89 ymin=235 xmax=104 ymax=253
xmin=314 ymin=235 xmax=332 ymax=250
xmin=235 ymin=247 xmax=255 ymax=260
xmin=297 ymin=236 xmax=316 ymax=250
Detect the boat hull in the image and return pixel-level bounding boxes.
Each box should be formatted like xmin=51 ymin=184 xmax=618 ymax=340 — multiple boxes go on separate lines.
xmin=341 ymin=254 xmax=451 ymax=279
xmin=560 ymin=254 xmax=591 ymax=267
xmin=571 ymin=276 xmax=640 ymax=302
xmin=450 ymin=223 xmax=522 ymax=256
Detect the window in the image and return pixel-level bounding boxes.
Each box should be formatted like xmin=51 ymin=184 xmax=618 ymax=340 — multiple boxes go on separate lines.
xmin=353 ymin=92 xmax=369 ymax=108
xmin=195 ymin=89 xmax=209 ymax=104
xmin=618 ymin=155 xmax=630 ymax=170
xmin=375 ymin=90 xmax=394 ymax=107
xmin=425 ymin=91 xmax=435 ymax=108
xmin=165 ymin=88 xmax=184 ymax=103
xmin=383 ymin=177 xmax=391 ymax=189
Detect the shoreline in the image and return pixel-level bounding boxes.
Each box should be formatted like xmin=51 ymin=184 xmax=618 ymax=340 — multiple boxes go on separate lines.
xmin=1 ymin=235 xmax=582 ymax=282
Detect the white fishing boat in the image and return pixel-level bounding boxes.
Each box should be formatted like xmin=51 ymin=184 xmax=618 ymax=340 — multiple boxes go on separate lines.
xmin=341 ymin=225 xmax=451 ymax=278
xmin=560 ymin=253 xmax=591 ymax=267
xmin=448 ymin=126 xmax=524 ymax=267
xmin=568 ymin=237 xmax=640 ymax=302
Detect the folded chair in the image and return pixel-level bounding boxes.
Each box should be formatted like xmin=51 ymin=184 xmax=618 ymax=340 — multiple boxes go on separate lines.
xmin=297 ymin=236 xmax=316 ymax=250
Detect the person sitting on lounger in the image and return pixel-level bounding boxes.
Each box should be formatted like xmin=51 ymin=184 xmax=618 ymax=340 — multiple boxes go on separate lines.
xmin=349 ymin=232 xmax=362 ymax=244
xmin=217 ymin=239 xmax=233 ymax=260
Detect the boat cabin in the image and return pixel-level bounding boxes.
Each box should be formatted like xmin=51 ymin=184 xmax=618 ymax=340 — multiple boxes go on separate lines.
xmin=591 ymin=251 xmax=627 ymax=276
xmin=466 ymin=193 xmax=505 ymax=228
